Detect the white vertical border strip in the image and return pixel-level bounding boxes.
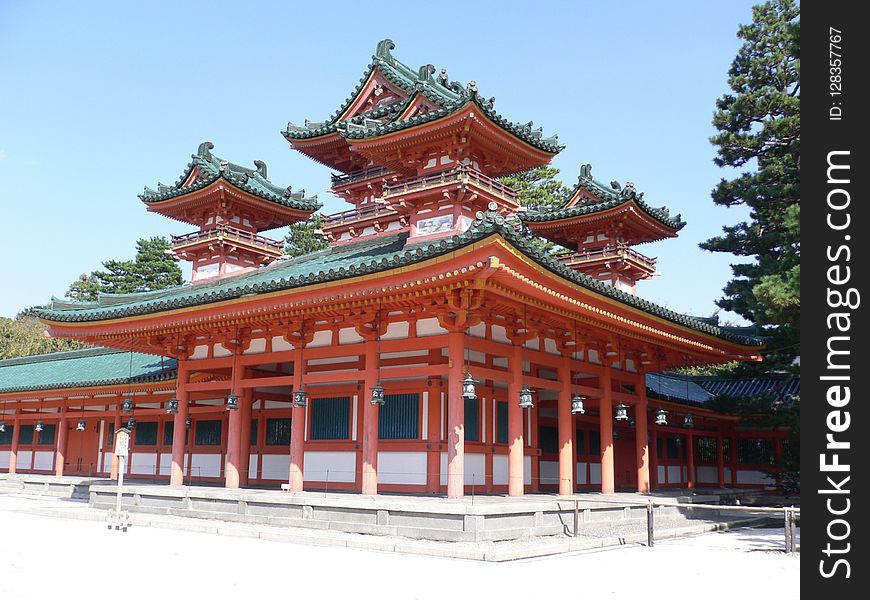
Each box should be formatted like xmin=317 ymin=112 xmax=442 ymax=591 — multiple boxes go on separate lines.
xmin=440 ymin=391 xmax=446 ymax=441
xmin=98 ymin=418 xmax=105 ymax=471
xmin=422 ymin=392 xmax=429 ymax=439
xmin=352 ymin=394 xmax=359 ymax=441
xmin=481 ymin=395 xmax=487 ymax=443
xmin=527 ymin=405 xmax=532 ymax=446
xmin=492 ymin=398 xmax=496 ymax=443
xmin=304 ymin=400 xmax=310 ymax=441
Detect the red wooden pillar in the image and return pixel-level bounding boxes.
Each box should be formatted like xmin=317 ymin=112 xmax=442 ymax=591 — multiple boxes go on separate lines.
xmin=169 ymin=364 xmax=190 ymax=486
xmin=446 ymin=330 xmax=465 ymax=499
xmin=425 ymin=380 xmax=441 ymax=493
xmin=361 ymin=338 xmax=380 ymax=495
xmin=239 ymin=383 xmax=253 ymax=486
xmin=507 ymin=343 xmax=524 ymax=496
xmin=599 ymin=365 xmax=615 ymax=494
xmin=557 ymin=354 xmax=574 ymax=496
xmin=716 ymin=433 xmax=725 ymax=487
xmin=635 ymin=371 xmax=650 ymax=493
xmin=288 ymin=345 xmax=306 ymax=492
xmin=225 ymin=359 xmax=243 ymax=489
xmin=55 ymin=412 xmax=68 ymax=477
xmin=686 ymin=431 xmax=695 ymax=489
xmin=8 ymin=417 xmax=21 ymax=474
xmin=110 ymin=409 xmax=121 ymax=480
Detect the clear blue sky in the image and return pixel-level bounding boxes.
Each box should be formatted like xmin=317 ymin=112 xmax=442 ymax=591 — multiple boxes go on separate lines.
xmin=0 ymin=0 xmax=757 ymax=321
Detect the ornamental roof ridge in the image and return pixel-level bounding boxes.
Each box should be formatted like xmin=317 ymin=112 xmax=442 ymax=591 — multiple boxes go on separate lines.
xmin=0 ymin=346 xmax=125 ymax=367
xmin=139 ymin=141 xmax=320 ymax=212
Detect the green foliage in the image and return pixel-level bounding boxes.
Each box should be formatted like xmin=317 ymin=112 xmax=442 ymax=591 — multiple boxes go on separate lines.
xmin=284 ymin=214 xmax=330 ymax=257
xmin=0 ymin=316 xmax=86 ymax=360
xmin=65 ymin=237 xmax=184 ymax=301
xmin=499 ymin=166 xmax=571 ymax=254
xmin=702 ymin=0 xmax=800 ymax=372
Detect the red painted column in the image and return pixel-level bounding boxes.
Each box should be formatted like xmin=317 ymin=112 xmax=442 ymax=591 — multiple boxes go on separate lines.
xmin=361 ymin=338 xmax=380 ymax=495
xmin=507 ymin=343 xmax=525 ymax=496
xmin=686 ymin=431 xmax=695 ymax=489
xmin=224 ymin=357 xmax=244 ymax=490
xmin=55 ymin=413 xmax=68 ymax=477
xmin=239 ymin=385 xmax=253 ymax=486
xmin=716 ymin=433 xmax=725 ymax=487
xmin=635 ymin=371 xmax=650 ymax=493
xmin=599 ymin=365 xmax=615 ymax=494
xmin=288 ymin=345 xmax=306 ymax=492
xmin=426 ymin=380 xmax=441 ymax=493
xmin=557 ymin=354 xmax=574 ymax=496
xmin=446 ymin=331 xmax=465 ymax=498
xmin=169 ymin=364 xmax=190 ymax=486
xmin=8 ymin=417 xmax=21 ymax=474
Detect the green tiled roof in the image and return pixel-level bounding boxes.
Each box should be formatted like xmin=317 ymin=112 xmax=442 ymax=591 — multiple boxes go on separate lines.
xmin=0 ymin=347 xmax=176 ymax=394
xmin=33 ymin=211 xmax=762 ymax=348
xmin=282 ymin=39 xmax=562 ymax=155
xmin=140 ymin=142 xmax=321 ymax=213
xmin=521 ymin=164 xmax=686 ymax=231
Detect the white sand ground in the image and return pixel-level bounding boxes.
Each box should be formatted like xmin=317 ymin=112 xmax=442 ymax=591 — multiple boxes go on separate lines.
xmin=0 ymin=495 xmax=798 ymax=600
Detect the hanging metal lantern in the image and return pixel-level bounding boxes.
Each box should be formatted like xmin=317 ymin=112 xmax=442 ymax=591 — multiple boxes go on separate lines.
xmin=519 ymin=386 xmax=534 ymax=409
xmin=166 ymin=396 xmax=179 ymax=414
xmin=614 ymin=403 xmax=629 ymax=421
xmin=655 ymin=409 xmax=668 ymax=426
xmin=612 ymin=428 xmax=620 ymax=440
xmin=571 ymin=394 xmax=585 ymax=415
xmin=122 ymin=397 xmax=134 ymax=413
xmin=35 ymin=419 xmax=44 ymax=432
xmin=461 ymin=373 xmax=477 ymax=400
xmin=185 ymin=415 xmax=192 ymax=430
xmin=127 ymin=417 xmax=136 ymax=429
xmin=293 ymin=388 xmax=308 ymax=408
xmin=226 ymin=392 xmax=239 ymax=411
xmin=0 ymin=421 xmax=6 ymax=433
xmin=371 ymin=384 xmax=385 ymax=406
xmin=76 ymin=418 xmax=86 ymax=432
xmin=674 ymin=435 xmax=682 ymax=446
xmin=683 ymin=413 xmax=694 ymax=428
xmin=629 ymin=417 xmax=636 ymax=428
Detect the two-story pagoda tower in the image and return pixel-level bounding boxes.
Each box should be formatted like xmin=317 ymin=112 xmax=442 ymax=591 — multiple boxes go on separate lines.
xmin=521 ymin=164 xmax=686 ymax=295
xmin=283 ymin=39 xmax=562 ymax=245
xmin=140 ymin=142 xmax=320 ymax=282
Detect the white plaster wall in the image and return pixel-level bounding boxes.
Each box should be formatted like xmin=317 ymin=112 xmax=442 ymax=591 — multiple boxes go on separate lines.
xmin=248 ymin=454 xmax=258 ymax=480
xmin=33 ymin=451 xmax=53 ymax=471
xmin=129 ymin=452 xmax=158 ymax=476
xmin=440 ymin=452 xmax=486 ymax=486
xmin=697 ymin=466 xmax=719 ymax=484
xmin=524 ymin=455 xmax=532 ymax=485
xmin=667 ymin=465 xmax=683 ymax=483
xmin=260 ymin=454 xmax=290 ymax=480
xmin=100 ymin=452 xmax=113 ymax=473
xmin=736 ymin=469 xmax=775 ymax=486
xmin=190 ymin=454 xmax=222 ymax=478
xmin=338 ymin=327 xmax=365 ymax=344
xmin=544 ymin=339 xmax=559 ymax=355
xmin=493 ymin=455 xmax=508 ymax=485
xmin=524 ymin=337 xmax=540 ymax=350
xmin=589 ymin=462 xmax=602 ymax=485
xmin=190 ymin=345 xmax=209 ymax=360
xmin=0 ymin=452 xmax=9 ymax=470
xmin=17 ymin=450 xmax=33 ymax=470
xmin=213 ymin=343 xmax=231 ymax=358
xmin=272 ymin=336 xmax=293 ymax=352
xmin=304 ymin=451 xmax=356 ymax=483
xmin=657 ymin=465 xmax=666 ymax=483
xmin=377 ymin=451 xmax=427 ymax=485
xmin=243 ymin=338 xmax=267 ymax=355
xmin=576 ymin=462 xmax=587 ymax=485
xmin=725 ymin=467 xmax=732 ymax=482
xmin=416 ymin=318 xmax=447 ymax=337
xmin=158 ymin=453 xmax=172 ymax=477
xmin=308 ymin=330 xmax=333 ymax=348
xmin=382 ymin=321 xmax=410 ymax=340
xmin=540 ymin=460 xmax=559 ymax=485
xmin=491 ymin=325 xmax=509 ymax=344
xmin=493 ymin=357 xmax=508 ymax=369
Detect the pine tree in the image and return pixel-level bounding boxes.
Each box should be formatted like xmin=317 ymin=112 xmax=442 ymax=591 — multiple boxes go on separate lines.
xmin=702 ymin=0 xmax=800 ymax=372
xmin=284 ymin=214 xmax=330 ymax=257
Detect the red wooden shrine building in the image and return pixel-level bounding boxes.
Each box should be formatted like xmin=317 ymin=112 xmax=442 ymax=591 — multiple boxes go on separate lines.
xmin=0 ymin=40 xmax=785 ymax=497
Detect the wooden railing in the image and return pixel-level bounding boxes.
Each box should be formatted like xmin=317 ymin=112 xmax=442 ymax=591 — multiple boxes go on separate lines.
xmin=330 ymin=166 xmax=392 ymax=187
xmin=559 ymin=244 xmax=657 ymax=271
xmin=382 ymin=166 xmax=519 ymax=201
xmin=171 ymin=225 xmax=283 ymax=253
xmin=321 ymin=202 xmax=398 ymax=228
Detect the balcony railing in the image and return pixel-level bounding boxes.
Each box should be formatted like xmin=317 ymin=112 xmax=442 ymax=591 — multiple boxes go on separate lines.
xmin=171 ymin=225 xmax=283 ymax=254
xmin=382 ymin=166 xmax=519 ymax=202
xmin=321 ymin=202 xmax=398 ymax=229
xmin=330 ymin=166 xmax=393 ymax=188
xmin=558 ymin=244 xmax=657 ymax=271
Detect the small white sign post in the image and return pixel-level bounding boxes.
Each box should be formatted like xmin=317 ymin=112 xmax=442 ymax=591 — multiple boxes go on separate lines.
xmin=108 ymin=427 xmax=131 ymax=531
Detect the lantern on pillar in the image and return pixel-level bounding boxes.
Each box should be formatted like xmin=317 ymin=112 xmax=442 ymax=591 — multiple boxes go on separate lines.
xmin=461 ymin=373 xmax=477 ymax=400
xmin=519 ymin=386 xmax=534 ymax=409
xmin=127 ymin=417 xmax=136 ymax=429
xmin=185 ymin=415 xmax=192 ymax=430
xmin=226 ymin=392 xmax=239 ymax=411
xmin=615 ymin=403 xmax=629 ymax=421
xmin=122 ymin=397 xmax=134 ymax=413
xmin=674 ymin=435 xmax=682 ymax=446
xmin=571 ymin=394 xmax=585 ymax=415
xmin=612 ymin=428 xmax=620 ymax=440
xmin=0 ymin=421 xmax=6 ymax=433
xmin=35 ymin=419 xmax=44 ymax=432
xmin=655 ymin=409 xmax=668 ymax=426
xmin=166 ymin=396 xmax=179 ymax=414
xmin=293 ymin=388 xmax=308 ymax=408
xmin=226 ymin=328 xmax=241 ymax=411
xmin=371 ymin=384 xmax=385 ymax=406
xmin=76 ymin=418 xmax=86 ymax=432
xmin=683 ymin=413 xmax=694 ymax=428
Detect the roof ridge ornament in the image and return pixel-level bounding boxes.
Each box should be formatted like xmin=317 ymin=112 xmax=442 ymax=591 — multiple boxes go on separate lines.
xmin=579 ymin=163 xmax=593 ymax=180
xmin=437 ymin=68 xmax=449 ymax=87
xmin=375 ymin=39 xmax=396 ymax=63
xmin=417 ymin=64 xmax=435 ymax=82
xmin=197 ymin=141 xmax=214 ymax=159
xmin=253 ymin=160 xmax=267 ymax=178
xmin=620 ymin=182 xmax=637 ymax=199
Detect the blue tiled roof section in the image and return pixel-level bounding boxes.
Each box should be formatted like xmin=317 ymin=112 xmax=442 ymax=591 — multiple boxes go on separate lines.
xmin=696 ymin=376 xmax=800 ymax=400
xmin=645 ymin=373 xmax=714 ymax=405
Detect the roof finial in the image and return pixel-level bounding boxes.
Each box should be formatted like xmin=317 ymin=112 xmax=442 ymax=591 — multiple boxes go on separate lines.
xmin=465 ymin=80 xmax=477 ymax=96
xmin=579 ymin=164 xmax=592 ymax=180
xmin=197 ymin=141 xmax=214 ymax=158
xmin=620 ymin=182 xmax=637 ymax=199
xmin=253 ymin=160 xmax=267 ymax=178
xmin=375 ymin=39 xmax=396 ymax=62
xmin=437 ymin=68 xmax=449 ymax=87
xmin=417 ymin=64 xmax=435 ymax=82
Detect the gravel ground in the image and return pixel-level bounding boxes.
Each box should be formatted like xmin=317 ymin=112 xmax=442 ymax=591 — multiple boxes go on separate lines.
xmin=0 ymin=495 xmax=798 ymax=600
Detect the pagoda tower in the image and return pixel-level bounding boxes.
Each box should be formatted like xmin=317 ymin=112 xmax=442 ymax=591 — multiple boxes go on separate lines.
xmin=283 ymin=39 xmax=562 ymax=245
xmin=140 ymin=142 xmax=320 ymax=282
xmin=521 ymin=164 xmax=686 ymax=295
